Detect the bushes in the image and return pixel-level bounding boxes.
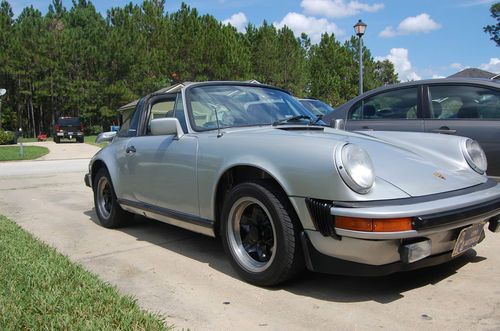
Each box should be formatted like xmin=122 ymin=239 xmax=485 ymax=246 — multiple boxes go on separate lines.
xmin=0 ymin=129 xmax=16 ymax=145
xmin=85 ymin=125 xmax=102 ymax=135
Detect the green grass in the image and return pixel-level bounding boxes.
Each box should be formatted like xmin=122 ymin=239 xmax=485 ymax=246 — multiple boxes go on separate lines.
xmin=0 ymin=146 xmax=49 ymax=161
xmin=0 ymin=215 xmax=168 ymax=330
xmin=85 ymin=135 xmax=108 ymax=148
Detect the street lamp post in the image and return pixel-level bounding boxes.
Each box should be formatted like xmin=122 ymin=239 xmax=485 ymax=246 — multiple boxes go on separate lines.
xmin=0 ymin=88 xmax=6 ymax=130
xmin=354 ymin=19 xmax=367 ymax=95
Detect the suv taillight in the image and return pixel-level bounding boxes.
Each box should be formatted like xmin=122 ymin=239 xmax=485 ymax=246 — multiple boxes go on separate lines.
xmin=55 ymin=124 xmax=60 ymax=132
xmin=80 ymin=123 xmax=84 ymax=132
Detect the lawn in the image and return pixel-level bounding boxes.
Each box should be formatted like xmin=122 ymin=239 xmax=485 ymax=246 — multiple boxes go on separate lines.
xmin=0 ymin=146 xmax=49 ymax=161
xmin=0 ymin=215 xmax=168 ymax=330
xmin=84 ymin=135 xmax=110 ymax=148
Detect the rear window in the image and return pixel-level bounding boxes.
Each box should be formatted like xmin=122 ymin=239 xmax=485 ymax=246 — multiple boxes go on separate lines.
xmin=57 ymin=117 xmax=80 ymax=126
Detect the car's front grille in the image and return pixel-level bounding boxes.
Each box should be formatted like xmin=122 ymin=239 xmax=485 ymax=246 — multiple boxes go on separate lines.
xmin=305 ymin=198 xmax=339 ymax=239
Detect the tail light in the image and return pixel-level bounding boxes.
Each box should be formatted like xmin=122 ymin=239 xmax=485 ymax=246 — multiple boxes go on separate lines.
xmin=80 ymin=123 xmax=84 ymax=132
xmin=55 ymin=124 xmax=60 ymax=132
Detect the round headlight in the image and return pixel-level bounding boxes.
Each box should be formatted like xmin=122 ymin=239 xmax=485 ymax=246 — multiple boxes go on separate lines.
xmin=335 ymin=143 xmax=375 ymax=194
xmin=462 ymin=139 xmax=487 ymax=174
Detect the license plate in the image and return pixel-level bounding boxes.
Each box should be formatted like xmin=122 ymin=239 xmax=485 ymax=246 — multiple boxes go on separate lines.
xmin=452 ymin=222 xmax=485 ymax=257
xmin=68 ymin=132 xmax=74 ymax=135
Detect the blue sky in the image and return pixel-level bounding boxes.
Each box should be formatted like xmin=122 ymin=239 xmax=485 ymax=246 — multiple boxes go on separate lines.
xmin=9 ymin=0 xmax=500 ymax=80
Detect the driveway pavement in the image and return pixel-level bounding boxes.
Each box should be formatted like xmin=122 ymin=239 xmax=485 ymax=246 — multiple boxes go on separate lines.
xmin=0 ymin=142 xmax=499 ymax=330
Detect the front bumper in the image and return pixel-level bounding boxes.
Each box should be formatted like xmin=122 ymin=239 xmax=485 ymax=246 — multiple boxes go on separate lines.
xmin=56 ymin=132 xmax=83 ymax=138
xmin=300 ymin=231 xmax=475 ymax=276
xmin=300 ymin=180 xmax=500 ymax=273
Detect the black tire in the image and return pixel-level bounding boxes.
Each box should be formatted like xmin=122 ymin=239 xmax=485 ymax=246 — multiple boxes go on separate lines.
xmin=54 ymin=137 xmax=60 ymax=143
xmin=93 ymin=167 xmax=133 ymax=228
xmin=77 ymin=137 xmax=84 ymax=143
xmin=221 ymin=181 xmax=304 ymax=286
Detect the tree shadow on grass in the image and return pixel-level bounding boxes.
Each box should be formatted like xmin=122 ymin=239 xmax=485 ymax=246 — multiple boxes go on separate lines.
xmin=83 ymin=208 xmax=486 ymax=304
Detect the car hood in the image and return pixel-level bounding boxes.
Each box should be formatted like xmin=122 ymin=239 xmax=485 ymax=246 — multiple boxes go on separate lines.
xmin=222 ymin=126 xmax=487 ymax=197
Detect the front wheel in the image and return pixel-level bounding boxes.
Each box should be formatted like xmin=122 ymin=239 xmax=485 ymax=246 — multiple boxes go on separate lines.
xmin=221 ymin=181 xmax=304 ymax=286
xmin=93 ymin=168 xmax=133 ymax=228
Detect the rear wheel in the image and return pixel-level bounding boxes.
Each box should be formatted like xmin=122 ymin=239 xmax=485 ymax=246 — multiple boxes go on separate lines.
xmin=77 ymin=136 xmax=84 ymax=143
xmin=221 ymin=181 xmax=304 ymax=286
xmin=54 ymin=137 xmax=60 ymax=143
xmin=93 ymin=168 xmax=133 ymax=228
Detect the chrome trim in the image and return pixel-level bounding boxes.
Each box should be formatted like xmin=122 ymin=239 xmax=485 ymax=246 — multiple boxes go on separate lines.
xmin=119 ymin=202 xmax=215 ymax=237
xmin=461 ymin=138 xmax=487 ymax=175
xmin=334 ymin=143 xmax=374 ymax=195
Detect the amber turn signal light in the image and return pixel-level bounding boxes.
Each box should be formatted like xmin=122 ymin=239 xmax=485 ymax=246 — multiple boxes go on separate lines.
xmin=336 ymin=216 xmax=412 ymax=232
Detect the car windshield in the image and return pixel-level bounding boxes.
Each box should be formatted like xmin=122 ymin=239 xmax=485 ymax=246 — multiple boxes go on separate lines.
xmin=186 ymin=84 xmax=323 ymax=131
xmin=57 ymin=117 xmax=80 ymax=126
xmin=299 ymin=99 xmax=334 ymax=115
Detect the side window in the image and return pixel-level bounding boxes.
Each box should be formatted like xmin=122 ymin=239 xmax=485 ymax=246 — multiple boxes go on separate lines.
xmin=349 ymin=87 xmax=419 ymax=120
xmin=117 ymin=98 xmax=144 ymax=138
xmin=146 ymin=96 xmax=176 ymax=135
xmin=428 ymin=85 xmax=500 ymax=119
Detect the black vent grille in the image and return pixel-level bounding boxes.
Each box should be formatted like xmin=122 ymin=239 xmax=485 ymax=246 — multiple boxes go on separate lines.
xmin=305 ymin=198 xmax=339 ymax=239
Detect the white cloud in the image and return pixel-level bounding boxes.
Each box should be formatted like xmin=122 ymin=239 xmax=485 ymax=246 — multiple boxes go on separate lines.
xmin=274 ymin=12 xmax=344 ymax=44
xmin=301 ymin=0 xmax=384 ymax=18
xmin=375 ymin=48 xmax=421 ymax=81
xmin=432 ymin=74 xmax=445 ymax=79
xmin=222 ymin=12 xmax=248 ymax=33
xmin=379 ymin=13 xmax=441 ymax=38
xmin=480 ymin=58 xmax=500 ymax=73
xmin=450 ymin=63 xmax=463 ymax=70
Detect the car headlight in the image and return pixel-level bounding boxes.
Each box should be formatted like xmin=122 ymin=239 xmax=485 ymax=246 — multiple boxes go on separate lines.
xmin=335 ymin=143 xmax=375 ymax=194
xmin=462 ymin=139 xmax=487 ymax=174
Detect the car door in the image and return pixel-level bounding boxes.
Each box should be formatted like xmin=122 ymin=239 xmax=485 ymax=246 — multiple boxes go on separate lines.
xmin=345 ymin=86 xmax=425 ymax=132
xmin=423 ymin=84 xmax=500 ymax=178
xmin=124 ymin=93 xmax=199 ymax=216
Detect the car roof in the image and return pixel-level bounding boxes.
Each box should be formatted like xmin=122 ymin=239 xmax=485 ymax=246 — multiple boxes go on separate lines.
xmin=362 ymin=78 xmax=499 ymax=97
xmin=118 ymin=80 xmax=270 ymax=112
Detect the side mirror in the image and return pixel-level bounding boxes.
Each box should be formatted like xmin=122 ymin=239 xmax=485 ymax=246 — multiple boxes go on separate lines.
xmin=150 ymin=118 xmax=184 ymax=139
xmin=95 ymin=131 xmax=117 ymax=144
xmin=331 ymin=118 xmax=345 ymax=130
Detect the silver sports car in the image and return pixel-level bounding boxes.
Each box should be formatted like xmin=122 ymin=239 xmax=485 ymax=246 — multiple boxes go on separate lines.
xmin=85 ymin=81 xmax=500 ymax=286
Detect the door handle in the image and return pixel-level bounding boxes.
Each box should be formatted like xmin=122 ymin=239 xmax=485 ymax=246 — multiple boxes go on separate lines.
xmin=126 ymin=145 xmax=136 ymax=154
xmin=432 ymin=127 xmax=456 ymax=134
xmin=362 ymin=126 xmax=374 ymax=131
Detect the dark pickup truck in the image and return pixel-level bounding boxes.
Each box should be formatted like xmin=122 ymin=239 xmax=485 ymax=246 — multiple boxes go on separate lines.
xmin=54 ymin=117 xmax=84 ymax=143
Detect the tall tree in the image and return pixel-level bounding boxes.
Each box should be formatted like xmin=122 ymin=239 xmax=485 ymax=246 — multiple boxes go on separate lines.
xmin=484 ymin=2 xmax=500 ymax=46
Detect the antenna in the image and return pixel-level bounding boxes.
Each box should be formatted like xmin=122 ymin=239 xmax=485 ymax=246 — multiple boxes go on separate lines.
xmin=211 ymin=104 xmax=223 ymax=138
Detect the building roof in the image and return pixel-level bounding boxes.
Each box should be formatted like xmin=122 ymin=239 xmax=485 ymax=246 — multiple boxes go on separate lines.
xmin=448 ymin=68 xmax=497 ymax=80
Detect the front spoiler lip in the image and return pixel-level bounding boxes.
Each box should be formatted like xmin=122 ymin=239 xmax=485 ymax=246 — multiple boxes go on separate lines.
xmin=301 ymin=231 xmax=467 ymax=277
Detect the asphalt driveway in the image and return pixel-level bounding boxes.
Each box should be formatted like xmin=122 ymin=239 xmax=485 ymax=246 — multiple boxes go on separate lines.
xmin=0 ymin=142 xmax=499 ymax=330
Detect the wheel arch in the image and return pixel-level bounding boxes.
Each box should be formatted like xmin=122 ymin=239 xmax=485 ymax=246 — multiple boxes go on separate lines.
xmin=212 ymin=164 xmax=301 ymax=237
xmin=90 ymin=159 xmax=108 ymax=187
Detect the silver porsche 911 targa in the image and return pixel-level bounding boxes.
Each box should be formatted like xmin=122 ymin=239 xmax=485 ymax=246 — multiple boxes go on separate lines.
xmin=85 ymin=81 xmax=500 ymax=286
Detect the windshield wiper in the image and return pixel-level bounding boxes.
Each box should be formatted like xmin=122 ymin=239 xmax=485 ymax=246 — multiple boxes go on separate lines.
xmin=272 ymin=115 xmax=311 ymax=126
xmin=311 ymin=114 xmax=324 ymax=125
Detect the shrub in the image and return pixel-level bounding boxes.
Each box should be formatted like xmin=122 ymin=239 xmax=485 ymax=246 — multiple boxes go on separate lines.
xmin=0 ymin=129 xmax=16 ymax=145
xmin=85 ymin=125 xmax=102 ymax=135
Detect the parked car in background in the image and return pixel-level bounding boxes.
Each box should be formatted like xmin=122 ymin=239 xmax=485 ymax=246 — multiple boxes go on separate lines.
xmin=85 ymin=81 xmax=500 ymax=286
xmin=298 ymin=98 xmax=335 ymax=116
xmin=324 ymin=78 xmax=500 ymax=179
xmin=54 ymin=117 xmax=84 ymax=143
